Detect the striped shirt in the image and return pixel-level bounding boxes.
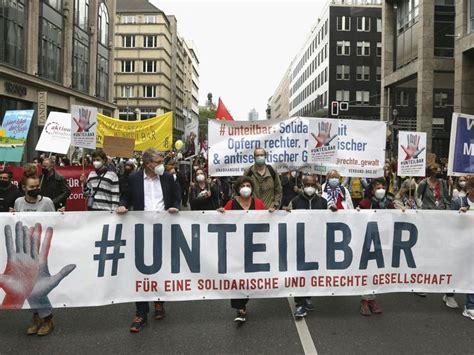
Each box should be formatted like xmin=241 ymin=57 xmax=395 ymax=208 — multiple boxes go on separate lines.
xmin=84 ymin=169 xmax=120 ymax=211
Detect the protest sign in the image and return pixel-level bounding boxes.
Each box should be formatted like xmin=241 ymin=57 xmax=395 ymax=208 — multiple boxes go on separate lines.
xmin=96 ymin=112 xmax=173 ymax=152
xmin=35 ymin=112 xmax=72 ymax=154
xmin=103 ymin=136 xmax=135 ymax=158
xmin=397 ymin=131 xmax=427 ymax=177
xmin=0 ymin=210 xmax=472 ymax=309
xmin=184 ymin=117 xmax=199 ymax=156
xmin=71 ymin=105 xmax=97 ymax=149
xmin=308 ymin=118 xmax=338 ymax=164
xmin=0 ymin=110 xmax=34 ymax=162
xmin=448 ymin=112 xmax=474 ymax=176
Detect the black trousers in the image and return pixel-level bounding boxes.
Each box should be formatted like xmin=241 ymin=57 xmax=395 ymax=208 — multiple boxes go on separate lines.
xmin=231 ymin=298 xmax=249 ymax=310
xmin=294 ymin=296 xmax=310 ymax=307
xmin=136 ymin=301 xmax=164 ymax=318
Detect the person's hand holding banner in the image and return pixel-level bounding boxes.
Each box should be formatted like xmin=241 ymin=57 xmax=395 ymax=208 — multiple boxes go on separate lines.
xmin=401 ymin=133 xmax=425 ymax=160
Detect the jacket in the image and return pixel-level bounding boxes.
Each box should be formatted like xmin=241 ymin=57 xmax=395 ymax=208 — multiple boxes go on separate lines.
xmin=244 ymin=165 xmax=282 ymax=209
xmin=288 ymin=193 xmax=328 ymax=210
xmin=40 ymin=170 xmax=70 ymax=209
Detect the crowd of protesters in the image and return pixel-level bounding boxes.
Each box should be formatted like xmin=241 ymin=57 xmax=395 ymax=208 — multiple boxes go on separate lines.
xmin=0 ymin=146 xmax=473 ymax=335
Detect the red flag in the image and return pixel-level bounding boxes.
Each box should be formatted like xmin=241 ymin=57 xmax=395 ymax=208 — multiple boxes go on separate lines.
xmin=215 ymin=98 xmax=234 ymax=121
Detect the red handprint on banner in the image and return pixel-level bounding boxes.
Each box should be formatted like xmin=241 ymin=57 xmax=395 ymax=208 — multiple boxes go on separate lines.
xmin=401 ymin=134 xmax=425 ymax=160
xmin=311 ymin=121 xmax=337 ymax=148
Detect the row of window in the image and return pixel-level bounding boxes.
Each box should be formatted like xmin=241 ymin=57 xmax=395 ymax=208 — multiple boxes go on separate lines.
xmin=336 ymin=65 xmax=382 ymax=81
xmin=291 ymin=68 xmax=329 ymax=109
xmin=336 ymin=41 xmax=382 ymax=56
xmin=395 ymin=91 xmax=451 ymax=107
xmin=336 ymin=90 xmax=378 ymax=105
xmin=121 ymin=15 xmax=158 ymax=24
xmin=336 ymin=16 xmax=382 ymax=32
xmin=121 ymin=35 xmax=160 ymax=48
xmin=292 ymin=92 xmax=328 ymax=117
xmin=119 ymin=85 xmax=163 ymax=98
xmin=120 ymin=60 xmax=161 ymax=73
xmin=292 ymin=44 xmax=328 ymax=93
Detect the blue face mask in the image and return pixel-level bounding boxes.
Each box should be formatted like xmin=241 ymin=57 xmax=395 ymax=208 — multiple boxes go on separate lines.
xmin=328 ymin=178 xmax=339 ymax=188
xmin=255 ymin=156 xmax=266 ymax=165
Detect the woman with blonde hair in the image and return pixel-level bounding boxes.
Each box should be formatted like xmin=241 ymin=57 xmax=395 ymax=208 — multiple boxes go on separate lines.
xmin=394 ymin=178 xmax=422 ymax=210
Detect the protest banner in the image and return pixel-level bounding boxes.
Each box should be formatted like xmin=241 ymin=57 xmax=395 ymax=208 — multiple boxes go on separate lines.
xmin=0 ymin=210 xmax=472 ymax=309
xmin=35 ymin=112 xmax=72 ymax=154
xmin=184 ymin=117 xmax=199 ymax=156
xmin=103 ymin=136 xmax=135 ymax=158
xmin=96 ymin=112 xmax=173 ymax=152
xmin=71 ymin=105 xmax=97 ymax=149
xmin=448 ymin=112 xmax=474 ymax=176
xmin=397 ymin=131 xmax=427 ymax=177
xmin=0 ymin=110 xmax=34 ymax=162
xmin=308 ymin=117 xmax=338 ymax=164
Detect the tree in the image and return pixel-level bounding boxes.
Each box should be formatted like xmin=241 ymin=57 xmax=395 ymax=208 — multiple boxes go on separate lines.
xmin=198 ymin=106 xmax=216 ymax=141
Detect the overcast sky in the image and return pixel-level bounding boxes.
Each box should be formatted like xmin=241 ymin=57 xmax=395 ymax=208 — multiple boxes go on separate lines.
xmin=151 ymin=0 xmax=327 ymax=120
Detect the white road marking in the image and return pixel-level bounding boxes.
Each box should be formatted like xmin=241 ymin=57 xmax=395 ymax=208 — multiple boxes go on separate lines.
xmin=287 ymin=298 xmax=318 ymax=355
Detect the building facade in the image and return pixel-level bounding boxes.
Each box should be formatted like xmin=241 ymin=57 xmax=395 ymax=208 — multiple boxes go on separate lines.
xmin=248 ymin=108 xmax=259 ymax=121
xmin=381 ymin=0 xmax=455 ymax=157
xmin=288 ymin=0 xmax=382 ymax=121
xmin=0 ymin=0 xmax=116 ymax=161
xmin=114 ymin=0 xmax=199 ymax=139
xmin=268 ymin=66 xmax=291 ymax=119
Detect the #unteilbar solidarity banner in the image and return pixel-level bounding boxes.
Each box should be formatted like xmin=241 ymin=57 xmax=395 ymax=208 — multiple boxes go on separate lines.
xmin=0 ymin=210 xmax=473 ymax=310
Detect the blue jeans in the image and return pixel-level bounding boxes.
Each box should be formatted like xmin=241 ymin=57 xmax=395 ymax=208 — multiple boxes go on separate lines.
xmin=36 ymin=308 xmax=52 ymax=319
xmin=466 ymin=294 xmax=474 ymax=309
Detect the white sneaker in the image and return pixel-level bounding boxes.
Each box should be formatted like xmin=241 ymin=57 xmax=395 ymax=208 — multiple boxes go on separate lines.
xmin=443 ymin=295 xmax=459 ymax=309
xmin=462 ymin=307 xmax=474 ymax=320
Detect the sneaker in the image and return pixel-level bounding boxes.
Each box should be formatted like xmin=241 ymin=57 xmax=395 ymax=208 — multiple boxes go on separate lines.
xmin=37 ymin=315 xmax=54 ymax=336
xmin=26 ymin=313 xmax=42 ymax=335
xmin=130 ymin=316 xmax=147 ymax=333
xmin=154 ymin=302 xmax=165 ymax=320
xmin=462 ymin=307 xmax=474 ymax=320
xmin=234 ymin=309 xmax=246 ymax=323
xmin=368 ymin=300 xmax=382 ymax=314
xmin=294 ymin=305 xmax=307 ymax=320
xmin=304 ymin=298 xmax=315 ymax=312
xmin=360 ymin=300 xmax=371 ymax=316
xmin=443 ymin=295 xmax=459 ymax=309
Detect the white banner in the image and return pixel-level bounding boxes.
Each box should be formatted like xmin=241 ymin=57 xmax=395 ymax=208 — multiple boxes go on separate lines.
xmin=184 ymin=116 xmax=199 ymax=155
xmin=448 ymin=112 xmax=474 ymax=176
xmin=0 ymin=210 xmax=473 ymax=309
xmin=71 ymin=105 xmax=97 ymax=149
xmin=397 ymin=131 xmax=427 ymax=177
xmin=35 ymin=112 xmax=72 ymax=154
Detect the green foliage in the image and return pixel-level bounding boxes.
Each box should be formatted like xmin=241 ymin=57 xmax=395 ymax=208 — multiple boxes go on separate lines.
xmin=199 ymin=106 xmax=216 ymax=141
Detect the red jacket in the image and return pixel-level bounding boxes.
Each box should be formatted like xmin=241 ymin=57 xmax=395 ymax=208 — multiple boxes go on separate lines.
xmin=224 ymin=198 xmax=266 ymax=210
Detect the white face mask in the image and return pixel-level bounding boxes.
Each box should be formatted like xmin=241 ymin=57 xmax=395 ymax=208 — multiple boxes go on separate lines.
xmin=239 ymin=186 xmax=252 ymax=198
xmin=459 ymin=181 xmax=467 ymax=188
xmin=290 ymin=171 xmax=297 ymax=178
xmin=304 ymin=186 xmax=316 ymax=196
xmin=154 ymin=164 xmax=165 ymax=176
xmin=374 ymin=188 xmax=386 ymax=200
xmin=93 ymin=161 xmax=103 ymax=170
xmin=196 ymin=175 xmax=205 ymax=182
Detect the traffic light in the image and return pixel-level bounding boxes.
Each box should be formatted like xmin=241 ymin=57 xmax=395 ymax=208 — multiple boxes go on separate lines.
xmin=331 ymin=101 xmax=339 ymax=116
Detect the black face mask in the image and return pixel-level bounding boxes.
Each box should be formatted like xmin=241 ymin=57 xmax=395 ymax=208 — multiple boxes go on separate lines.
xmin=435 ymin=173 xmax=443 ymax=179
xmin=27 ymin=188 xmax=41 ymax=198
xmin=124 ymin=169 xmax=132 ymax=175
xmin=0 ymin=180 xmax=10 ymax=188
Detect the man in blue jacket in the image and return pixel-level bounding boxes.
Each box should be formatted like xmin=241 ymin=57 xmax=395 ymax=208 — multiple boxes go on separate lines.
xmin=116 ymin=148 xmax=181 ymax=333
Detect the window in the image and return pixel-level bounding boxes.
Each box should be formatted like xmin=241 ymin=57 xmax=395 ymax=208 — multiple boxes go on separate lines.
xmin=98 ymin=2 xmax=109 ymax=45
xmin=39 ymin=18 xmax=63 ymax=82
xmin=356 ymin=91 xmax=370 ymax=105
xmin=356 ymin=66 xmax=370 ymax=81
xmin=122 ymin=35 xmax=135 ymax=48
xmin=434 ymin=92 xmax=448 ymax=107
xmin=376 ymin=67 xmax=381 ymax=81
xmin=96 ymin=52 xmax=109 ymax=100
xmin=143 ymin=60 xmax=157 ymax=73
xmin=145 ymin=15 xmax=156 ymax=24
xmin=0 ymin=0 xmax=26 ymax=69
xmin=73 ymin=35 xmax=89 ymax=92
xmin=397 ymin=91 xmax=409 ymax=106
xmin=141 ymin=108 xmax=157 ymax=120
xmin=377 ymin=18 xmax=382 ymax=32
xmin=121 ymin=85 xmax=134 ymax=98
xmin=337 ymin=16 xmax=351 ymax=31
xmin=337 ymin=41 xmax=351 ymax=55
xmin=45 ymin=0 xmax=62 ymax=11
xmin=144 ymin=35 xmax=157 ymax=48
xmin=143 ymin=85 xmax=157 ymax=98
xmin=377 ymin=42 xmax=382 ymax=56
xmin=336 ymin=90 xmax=350 ymax=101
xmin=74 ymin=0 xmax=89 ymax=30
xmin=122 ymin=15 xmax=135 ymax=24
xmin=121 ymin=60 xmax=135 ymax=73
xmin=357 ymin=17 xmax=371 ymax=31
xmin=336 ymin=65 xmax=350 ymax=80
xmin=357 ymin=41 xmax=370 ymax=56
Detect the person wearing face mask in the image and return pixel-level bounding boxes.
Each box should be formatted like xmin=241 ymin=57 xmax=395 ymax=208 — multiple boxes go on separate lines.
xmin=80 ymin=150 xmax=120 ymax=211
xmin=287 ymin=175 xmax=331 ymax=319
xmin=452 ymin=176 xmax=468 ymax=200
xmin=244 ymin=148 xmax=282 ymax=211
xmin=39 ymin=158 xmax=70 ymax=210
xmin=119 ymin=161 xmax=136 ymax=201
xmin=0 ymin=168 xmax=22 ymax=212
xmin=417 ymin=163 xmax=451 ymax=210
xmin=116 ymin=148 xmax=180 ymax=333
xmin=321 ymin=170 xmax=354 ymax=211
xmin=357 ymin=178 xmax=394 ymax=315
xmin=189 ymin=169 xmax=219 ymax=210
xmin=217 ymin=176 xmax=266 ymax=324
xmin=280 ymin=170 xmax=302 ymax=208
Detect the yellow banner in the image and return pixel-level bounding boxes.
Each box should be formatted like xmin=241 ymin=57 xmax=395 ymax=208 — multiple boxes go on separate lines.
xmin=96 ymin=112 xmax=173 ymax=152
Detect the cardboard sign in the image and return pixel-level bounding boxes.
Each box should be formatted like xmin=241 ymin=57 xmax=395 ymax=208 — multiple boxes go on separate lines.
xmin=102 ymin=136 xmax=135 ymax=158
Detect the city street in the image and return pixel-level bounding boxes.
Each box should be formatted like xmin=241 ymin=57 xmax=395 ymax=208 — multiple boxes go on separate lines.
xmin=1 ymin=292 xmax=473 ymax=354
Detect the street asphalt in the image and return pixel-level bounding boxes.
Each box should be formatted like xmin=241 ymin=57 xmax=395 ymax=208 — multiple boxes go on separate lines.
xmin=1 ymin=292 xmax=473 ymax=354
